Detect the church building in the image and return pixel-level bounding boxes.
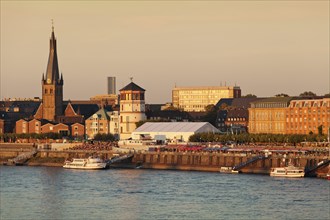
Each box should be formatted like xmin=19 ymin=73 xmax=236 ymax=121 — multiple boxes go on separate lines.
xmin=15 ymin=24 xmax=89 ymax=137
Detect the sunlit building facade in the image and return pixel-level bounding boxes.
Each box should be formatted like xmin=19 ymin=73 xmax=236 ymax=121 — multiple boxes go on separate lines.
xmin=286 ymin=98 xmax=330 ymax=135
xmin=172 ymin=86 xmax=241 ymax=112
xmin=249 ymin=97 xmax=330 ymax=135
xmin=119 ymin=82 xmax=146 ymax=140
xmin=248 ymin=97 xmax=292 ymax=134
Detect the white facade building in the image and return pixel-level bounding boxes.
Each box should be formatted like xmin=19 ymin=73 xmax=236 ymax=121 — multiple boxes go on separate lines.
xmin=85 ymin=108 xmax=119 ymax=139
xmin=132 ymin=122 xmax=219 ymax=142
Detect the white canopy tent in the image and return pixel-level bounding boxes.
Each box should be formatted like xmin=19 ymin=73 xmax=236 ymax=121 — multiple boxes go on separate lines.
xmin=132 ymin=122 xmax=219 ymax=142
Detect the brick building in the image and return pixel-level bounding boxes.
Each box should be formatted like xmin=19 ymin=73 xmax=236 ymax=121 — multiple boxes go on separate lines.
xmin=0 ymin=119 xmax=4 ymax=134
xmin=248 ymin=97 xmax=330 ymax=135
xmin=12 ymin=25 xmax=97 ymax=137
xmin=216 ymin=98 xmax=260 ymax=133
xmin=286 ymin=98 xmax=330 ymax=135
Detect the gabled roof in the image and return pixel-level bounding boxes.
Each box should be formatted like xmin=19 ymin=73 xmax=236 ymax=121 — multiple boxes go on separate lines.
xmin=216 ymin=97 xmax=261 ymax=109
xmin=63 ymin=103 xmax=99 ymax=119
xmin=227 ymin=109 xmax=248 ymax=118
xmin=87 ymin=108 xmax=110 ymax=120
xmin=64 ymin=102 xmax=77 ymax=116
xmin=134 ymin=122 xmax=219 ymax=133
xmin=119 ymin=82 xmax=145 ymax=92
xmin=251 ymin=97 xmax=293 ymax=103
xmin=54 ymin=123 xmax=69 ymax=128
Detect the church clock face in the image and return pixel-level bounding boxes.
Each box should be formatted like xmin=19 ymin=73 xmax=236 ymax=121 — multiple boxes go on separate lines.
xmin=47 ymin=79 xmax=51 ymax=84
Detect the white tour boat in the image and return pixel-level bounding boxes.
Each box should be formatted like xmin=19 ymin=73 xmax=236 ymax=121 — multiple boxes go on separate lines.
xmin=63 ymin=157 xmax=107 ymax=170
xmin=270 ymin=164 xmax=305 ymax=178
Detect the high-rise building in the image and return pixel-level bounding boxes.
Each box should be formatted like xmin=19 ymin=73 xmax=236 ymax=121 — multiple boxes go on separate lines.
xmin=108 ymin=77 xmax=116 ymax=95
xmin=172 ymin=86 xmax=241 ymax=112
xmin=40 ymin=25 xmax=63 ymax=121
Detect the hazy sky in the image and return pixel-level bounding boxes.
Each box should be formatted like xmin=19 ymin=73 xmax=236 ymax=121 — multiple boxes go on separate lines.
xmin=1 ymin=1 xmax=329 ymax=103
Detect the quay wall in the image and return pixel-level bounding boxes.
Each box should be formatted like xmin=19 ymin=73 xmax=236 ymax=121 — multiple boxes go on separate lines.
xmin=1 ymin=147 xmax=329 ymax=176
xmin=132 ymin=152 xmax=329 ymax=174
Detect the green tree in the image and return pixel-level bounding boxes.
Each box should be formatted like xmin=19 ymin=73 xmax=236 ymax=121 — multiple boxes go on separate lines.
xmin=93 ymin=133 xmax=115 ymax=142
xmin=275 ymin=93 xmax=289 ymax=97
xmin=203 ymin=104 xmax=218 ymax=126
xmin=242 ymin=94 xmax=257 ymax=98
xmin=317 ymin=125 xmax=323 ymax=136
xmin=299 ymin=91 xmax=317 ymax=97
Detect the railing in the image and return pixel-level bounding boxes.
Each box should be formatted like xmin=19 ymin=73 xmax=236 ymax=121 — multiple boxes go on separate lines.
xmin=107 ymin=154 xmax=134 ymax=164
xmin=233 ymin=155 xmax=268 ymax=171
xmin=304 ymin=159 xmax=330 ymax=177
xmin=9 ymin=149 xmax=38 ymax=164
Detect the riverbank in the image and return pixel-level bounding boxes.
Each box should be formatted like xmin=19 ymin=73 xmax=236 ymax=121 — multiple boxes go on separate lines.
xmin=1 ymin=144 xmax=329 ymax=178
xmin=26 ymin=157 xmax=65 ymax=167
xmin=2 ymin=151 xmax=329 ymax=178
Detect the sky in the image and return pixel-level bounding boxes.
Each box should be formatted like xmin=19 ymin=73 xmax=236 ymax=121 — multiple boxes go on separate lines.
xmin=1 ymin=1 xmax=329 ymax=104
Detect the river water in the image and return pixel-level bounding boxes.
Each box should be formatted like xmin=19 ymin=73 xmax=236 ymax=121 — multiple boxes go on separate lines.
xmin=0 ymin=166 xmax=329 ymax=220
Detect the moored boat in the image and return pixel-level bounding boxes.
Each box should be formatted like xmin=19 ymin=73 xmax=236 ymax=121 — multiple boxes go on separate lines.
xmin=270 ymin=164 xmax=304 ymax=178
xmin=219 ymin=167 xmax=239 ymax=174
xmin=63 ymin=157 xmax=107 ymax=170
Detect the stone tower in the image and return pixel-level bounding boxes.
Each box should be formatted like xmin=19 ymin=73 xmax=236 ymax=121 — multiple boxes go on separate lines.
xmin=119 ymin=81 xmax=146 ymax=139
xmin=41 ymin=24 xmax=63 ymax=121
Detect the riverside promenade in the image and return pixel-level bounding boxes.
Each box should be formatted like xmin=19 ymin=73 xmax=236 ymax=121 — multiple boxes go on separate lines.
xmin=0 ymin=142 xmax=329 ymax=178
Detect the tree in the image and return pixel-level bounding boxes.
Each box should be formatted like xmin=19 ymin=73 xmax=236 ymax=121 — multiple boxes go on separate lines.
xmin=202 ymin=104 xmax=218 ymax=126
xmin=93 ymin=133 xmax=115 ymax=142
xmin=299 ymin=91 xmax=317 ymax=97
xmin=219 ymin=103 xmax=228 ymax=110
xmin=317 ymin=125 xmax=323 ymax=136
xmin=242 ymin=94 xmax=257 ymax=98
xmin=275 ymin=93 xmax=289 ymax=97
xmin=324 ymin=93 xmax=330 ymax=98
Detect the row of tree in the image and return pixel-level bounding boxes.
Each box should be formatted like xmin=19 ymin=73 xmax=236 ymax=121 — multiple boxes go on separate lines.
xmin=0 ymin=133 xmax=65 ymax=142
xmin=243 ymin=91 xmax=329 ymax=98
xmin=189 ymin=133 xmax=328 ymax=144
xmin=0 ymin=132 xmax=117 ymax=142
xmin=93 ymin=133 xmax=116 ymax=142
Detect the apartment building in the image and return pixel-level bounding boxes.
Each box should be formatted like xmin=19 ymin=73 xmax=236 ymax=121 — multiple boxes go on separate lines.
xmin=286 ymin=98 xmax=330 ymax=135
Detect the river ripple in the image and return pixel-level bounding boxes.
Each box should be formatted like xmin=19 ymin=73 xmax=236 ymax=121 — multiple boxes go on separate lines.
xmin=0 ymin=166 xmax=329 ymax=220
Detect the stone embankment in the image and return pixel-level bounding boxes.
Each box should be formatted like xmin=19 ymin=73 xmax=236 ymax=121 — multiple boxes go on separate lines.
xmin=1 ymin=143 xmax=329 ymax=178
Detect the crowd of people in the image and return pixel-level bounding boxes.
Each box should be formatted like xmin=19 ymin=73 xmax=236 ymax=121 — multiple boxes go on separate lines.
xmin=69 ymin=141 xmax=118 ymax=151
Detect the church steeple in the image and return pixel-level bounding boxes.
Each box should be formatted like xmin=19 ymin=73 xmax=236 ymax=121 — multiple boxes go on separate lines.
xmin=41 ymin=21 xmax=64 ymax=122
xmin=44 ymin=21 xmax=61 ymax=85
